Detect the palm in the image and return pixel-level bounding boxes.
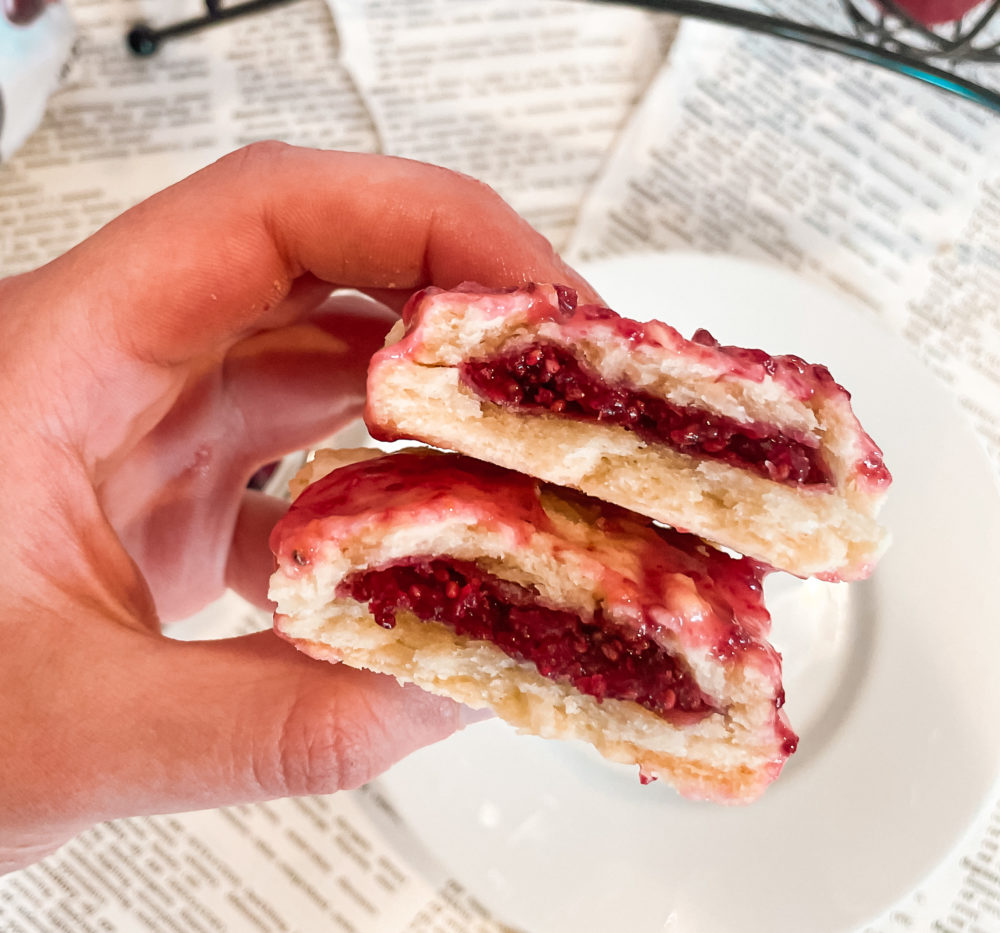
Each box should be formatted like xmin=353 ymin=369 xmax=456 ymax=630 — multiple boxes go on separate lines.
xmin=94 ymin=294 xmax=395 ymax=621
xmin=0 ymin=145 xmax=595 ymax=874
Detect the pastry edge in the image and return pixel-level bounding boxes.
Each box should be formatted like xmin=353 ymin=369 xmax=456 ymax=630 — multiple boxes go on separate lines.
xmin=273 ymin=609 xmax=788 ymax=804
xmin=366 ymin=360 xmax=889 ymax=581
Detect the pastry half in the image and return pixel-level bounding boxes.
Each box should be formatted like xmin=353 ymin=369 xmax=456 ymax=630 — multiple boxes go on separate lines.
xmin=268 ymin=447 xmax=797 ymax=803
xmin=364 ymin=283 xmax=891 ymax=581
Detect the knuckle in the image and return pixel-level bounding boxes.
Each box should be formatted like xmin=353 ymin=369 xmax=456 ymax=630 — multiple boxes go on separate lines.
xmin=444 ymin=165 xmax=507 ymax=206
xmin=214 ymin=140 xmax=292 ymax=181
xmin=265 ymin=692 xmax=384 ymax=797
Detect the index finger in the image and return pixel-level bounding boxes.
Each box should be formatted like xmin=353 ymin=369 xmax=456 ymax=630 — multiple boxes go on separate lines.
xmin=38 ymin=143 xmax=598 ymax=364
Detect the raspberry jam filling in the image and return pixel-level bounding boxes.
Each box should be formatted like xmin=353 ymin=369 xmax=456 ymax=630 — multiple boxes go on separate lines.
xmin=461 ymin=343 xmax=830 ymax=486
xmin=339 ymin=557 xmax=715 ymax=720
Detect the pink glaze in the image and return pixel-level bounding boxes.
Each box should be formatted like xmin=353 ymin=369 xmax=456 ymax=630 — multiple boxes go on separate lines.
xmin=272 ymin=453 xmax=547 ymax=569
xmin=271 ymin=450 xmax=797 ymax=761
xmin=272 ymin=450 xmax=783 ymax=673
xmin=379 ymin=284 xmax=891 ymax=492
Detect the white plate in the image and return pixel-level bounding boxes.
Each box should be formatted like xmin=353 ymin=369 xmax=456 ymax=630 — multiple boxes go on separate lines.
xmin=374 ymin=253 xmax=1000 ymax=933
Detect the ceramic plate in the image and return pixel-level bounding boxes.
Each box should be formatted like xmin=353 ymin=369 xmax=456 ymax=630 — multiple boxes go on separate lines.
xmin=375 ymin=253 xmax=1000 ymax=933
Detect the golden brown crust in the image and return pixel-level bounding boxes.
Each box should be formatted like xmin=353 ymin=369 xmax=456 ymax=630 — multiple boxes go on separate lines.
xmin=275 ymin=613 xmax=781 ymax=803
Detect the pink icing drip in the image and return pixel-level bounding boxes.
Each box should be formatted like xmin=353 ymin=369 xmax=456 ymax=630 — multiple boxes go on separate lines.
xmin=271 ymin=451 xmax=779 ymax=668
xmin=271 ymin=453 xmax=548 ymax=568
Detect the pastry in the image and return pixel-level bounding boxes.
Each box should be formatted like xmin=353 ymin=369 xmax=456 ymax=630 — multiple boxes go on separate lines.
xmin=268 ymin=447 xmax=797 ymax=803
xmin=364 ymin=283 xmax=891 ymax=581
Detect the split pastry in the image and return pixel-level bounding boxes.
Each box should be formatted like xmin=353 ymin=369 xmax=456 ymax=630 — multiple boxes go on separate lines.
xmin=364 ymin=283 xmax=891 ymax=581
xmin=268 ymin=447 xmax=797 ymax=803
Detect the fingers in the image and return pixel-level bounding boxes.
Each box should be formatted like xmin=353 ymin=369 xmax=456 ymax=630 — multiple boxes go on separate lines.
xmin=222 ymin=293 xmax=397 ymax=612
xmin=28 ymin=143 xmax=597 ymax=365
xmin=222 ymin=291 xmax=397 ymax=466
xmin=95 ymin=293 xmax=394 ymax=621
xmin=2 ymin=623 xmax=465 ymax=847
xmin=227 ymin=490 xmax=286 ymax=610
xmin=145 ymin=632 xmax=464 ymax=803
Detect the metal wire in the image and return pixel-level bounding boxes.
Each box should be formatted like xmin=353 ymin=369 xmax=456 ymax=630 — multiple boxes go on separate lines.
xmin=126 ymin=0 xmax=304 ymax=56
xmin=590 ymin=0 xmax=1000 ymax=112
xmin=845 ymin=0 xmax=1000 ymax=61
xmin=124 ymin=0 xmax=1000 ymax=113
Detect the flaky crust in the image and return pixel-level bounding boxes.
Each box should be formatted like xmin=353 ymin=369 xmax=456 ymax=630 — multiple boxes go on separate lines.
xmin=365 ymin=283 xmax=891 ymax=580
xmin=277 ymin=617 xmax=782 ymax=802
xmin=269 ymin=449 xmax=795 ymax=803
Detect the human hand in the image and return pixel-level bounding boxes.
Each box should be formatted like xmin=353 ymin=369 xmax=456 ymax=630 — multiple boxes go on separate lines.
xmin=0 ymin=142 xmax=596 ymax=873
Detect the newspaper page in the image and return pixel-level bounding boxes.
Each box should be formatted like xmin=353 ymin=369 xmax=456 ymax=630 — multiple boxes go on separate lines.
xmin=325 ymin=0 xmax=675 ymax=250
xmin=568 ymin=18 xmax=1000 ymax=933
xmin=0 ymin=0 xmax=377 ymax=278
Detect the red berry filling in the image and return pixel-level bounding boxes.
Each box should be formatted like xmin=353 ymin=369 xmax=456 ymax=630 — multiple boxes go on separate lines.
xmin=339 ymin=557 xmax=714 ymax=720
xmin=460 ymin=343 xmax=830 ymax=486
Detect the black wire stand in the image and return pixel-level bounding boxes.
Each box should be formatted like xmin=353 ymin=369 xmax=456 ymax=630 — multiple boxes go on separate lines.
xmin=126 ymin=0 xmax=303 ymax=55
xmin=847 ymin=0 xmax=1000 ymax=62
xmin=126 ymin=0 xmax=1000 ymax=112
xmin=597 ymin=0 xmax=1000 ymax=110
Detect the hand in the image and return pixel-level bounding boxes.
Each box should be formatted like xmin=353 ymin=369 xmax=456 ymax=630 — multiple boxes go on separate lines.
xmin=2 ymin=0 xmax=55 ymax=26
xmin=0 ymin=142 xmax=596 ymax=873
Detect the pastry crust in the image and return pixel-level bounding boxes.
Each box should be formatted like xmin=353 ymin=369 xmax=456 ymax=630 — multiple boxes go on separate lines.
xmin=364 ymin=283 xmax=891 ymax=581
xmin=268 ymin=448 xmax=796 ymax=803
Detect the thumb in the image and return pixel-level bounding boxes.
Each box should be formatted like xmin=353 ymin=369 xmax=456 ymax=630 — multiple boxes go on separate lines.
xmin=145 ymin=631 xmax=466 ymax=802
xmin=222 ymin=291 xmax=399 ymax=470
xmin=5 ymin=623 xmax=466 ymax=851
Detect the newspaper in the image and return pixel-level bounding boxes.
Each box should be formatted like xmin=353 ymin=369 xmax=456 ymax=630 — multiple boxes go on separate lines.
xmin=327 ymin=0 xmax=674 ymax=249
xmin=0 ymin=0 xmax=378 ymax=276
xmin=0 ymin=0 xmax=670 ymax=274
xmin=1 ymin=1 xmax=1000 ymax=931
